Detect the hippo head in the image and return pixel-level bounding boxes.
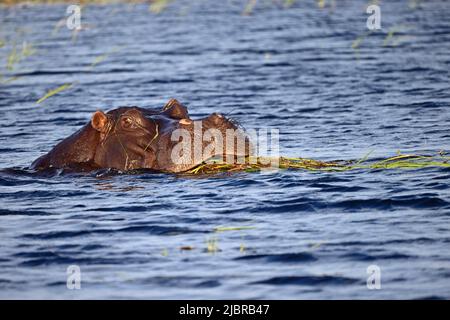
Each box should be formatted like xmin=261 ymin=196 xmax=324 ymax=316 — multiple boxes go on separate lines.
xmin=32 ymin=99 xmax=251 ymax=173
xmin=89 ymin=107 xmax=160 ymax=170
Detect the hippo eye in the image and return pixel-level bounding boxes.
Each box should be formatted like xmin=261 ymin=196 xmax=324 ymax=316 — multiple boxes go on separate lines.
xmin=121 ymin=116 xmax=133 ymax=129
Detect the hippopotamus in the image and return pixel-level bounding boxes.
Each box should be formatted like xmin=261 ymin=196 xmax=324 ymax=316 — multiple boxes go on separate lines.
xmin=31 ymin=99 xmax=251 ymax=173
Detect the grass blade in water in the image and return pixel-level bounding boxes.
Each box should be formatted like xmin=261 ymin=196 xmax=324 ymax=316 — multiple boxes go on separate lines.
xmin=36 ymin=83 xmax=73 ymax=104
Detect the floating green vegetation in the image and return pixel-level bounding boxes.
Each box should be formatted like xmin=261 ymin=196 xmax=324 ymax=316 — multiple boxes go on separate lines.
xmin=206 ymin=237 xmax=219 ymax=254
xmin=89 ymin=53 xmax=109 ymax=68
xmin=352 ymin=23 xmax=415 ymax=57
xmin=88 ymin=47 xmax=121 ymax=69
xmin=284 ymin=0 xmax=296 ymax=8
xmin=309 ymin=241 xmax=325 ymax=250
xmin=21 ymin=41 xmax=36 ymax=58
xmin=149 ymin=0 xmax=171 ymax=14
xmin=242 ymin=0 xmax=300 ymax=15
xmin=214 ymin=226 xmax=255 ymax=233
xmin=383 ymin=27 xmax=397 ymax=47
xmin=2 ymin=40 xmax=37 ymax=76
xmin=36 ymin=83 xmax=73 ymax=104
xmin=242 ymin=0 xmax=257 ymax=15
xmin=351 ymin=31 xmax=371 ymax=51
xmin=184 ymin=153 xmax=450 ymax=175
xmin=6 ymin=44 xmax=19 ymax=71
xmin=409 ymin=0 xmax=421 ymax=9
xmin=382 ymin=25 xmax=412 ymax=47
xmin=0 ymin=76 xmax=21 ymax=84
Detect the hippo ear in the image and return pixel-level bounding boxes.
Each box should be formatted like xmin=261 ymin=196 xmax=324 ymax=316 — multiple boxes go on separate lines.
xmin=162 ymin=98 xmax=189 ymax=119
xmin=91 ymin=110 xmax=109 ymax=133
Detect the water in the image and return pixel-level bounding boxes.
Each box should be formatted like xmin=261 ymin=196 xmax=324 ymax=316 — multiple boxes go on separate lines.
xmin=0 ymin=0 xmax=450 ymax=299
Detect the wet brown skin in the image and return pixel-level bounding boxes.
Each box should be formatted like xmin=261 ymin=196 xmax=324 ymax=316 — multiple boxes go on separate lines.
xmin=31 ymin=99 xmax=251 ymax=173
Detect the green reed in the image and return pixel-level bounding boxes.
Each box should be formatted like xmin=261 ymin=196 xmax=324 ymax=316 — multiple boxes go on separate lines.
xmin=184 ymin=153 xmax=450 ymax=175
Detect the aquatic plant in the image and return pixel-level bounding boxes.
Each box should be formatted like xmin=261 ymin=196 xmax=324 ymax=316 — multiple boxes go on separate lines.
xmin=214 ymin=226 xmax=255 ymax=232
xmin=184 ymin=153 xmax=450 ymax=175
xmin=206 ymin=237 xmax=219 ymax=253
xmin=0 ymin=75 xmax=21 ymax=84
xmin=6 ymin=43 xmax=19 ymax=71
xmin=36 ymin=83 xmax=73 ymax=104
xmin=149 ymin=0 xmax=171 ymax=14
xmin=4 ymin=41 xmax=36 ymax=70
xmin=88 ymin=47 xmax=121 ymax=69
xmin=242 ymin=0 xmax=257 ymax=15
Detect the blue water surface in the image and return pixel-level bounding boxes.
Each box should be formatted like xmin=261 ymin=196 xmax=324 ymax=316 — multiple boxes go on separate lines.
xmin=0 ymin=0 xmax=449 ymax=299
